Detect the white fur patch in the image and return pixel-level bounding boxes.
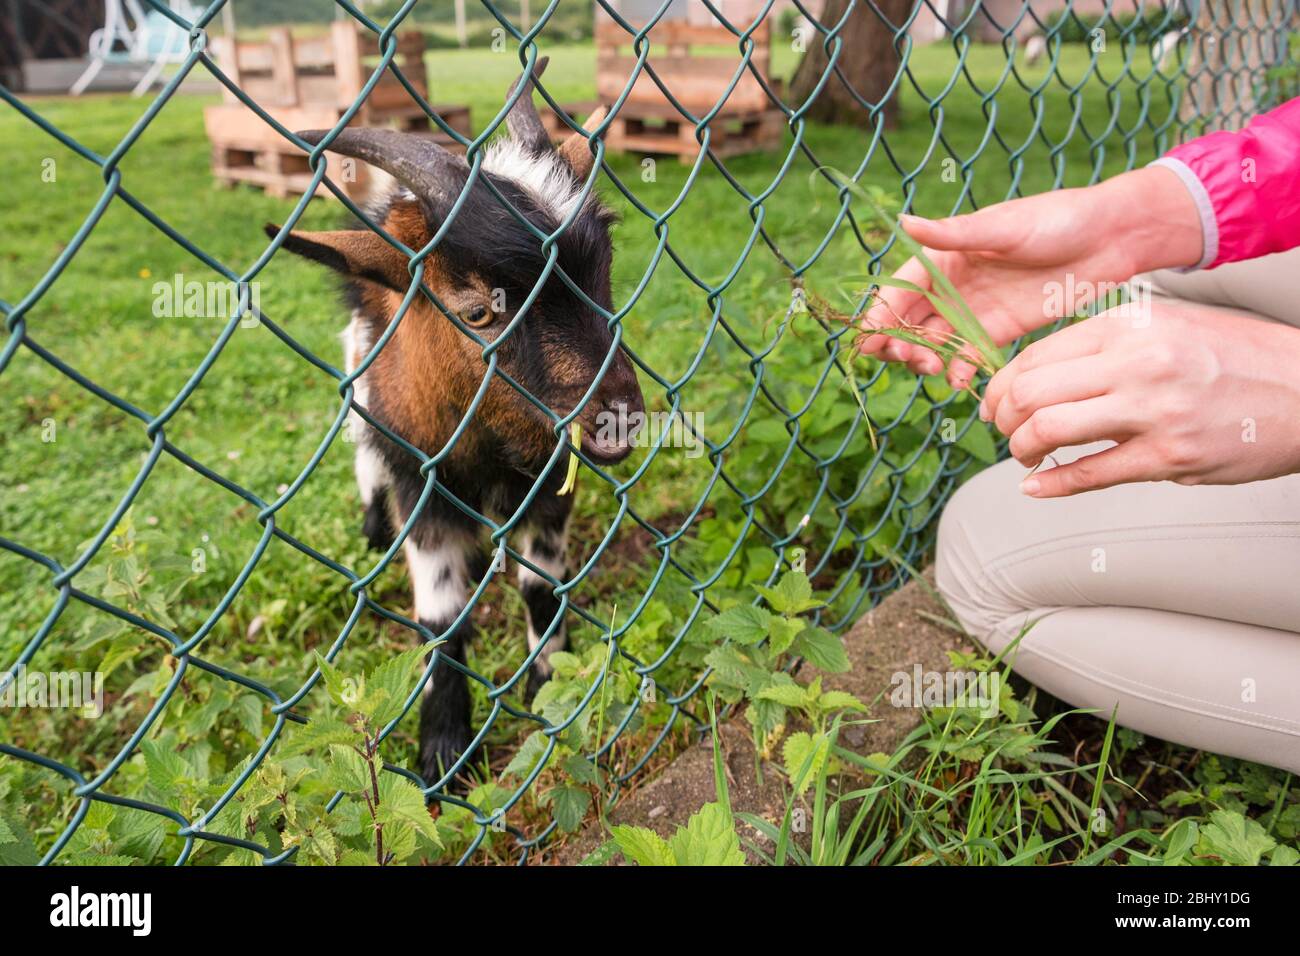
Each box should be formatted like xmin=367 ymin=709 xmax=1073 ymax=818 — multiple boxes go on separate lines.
xmin=482 ymin=138 xmax=584 ymax=222
xmin=405 ymin=534 xmax=473 ymax=627
xmin=342 ymin=312 xmax=390 ymax=505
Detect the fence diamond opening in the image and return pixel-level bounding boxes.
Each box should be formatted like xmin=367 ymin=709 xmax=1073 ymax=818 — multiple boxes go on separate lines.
xmin=1 ymin=0 xmax=1295 ymax=865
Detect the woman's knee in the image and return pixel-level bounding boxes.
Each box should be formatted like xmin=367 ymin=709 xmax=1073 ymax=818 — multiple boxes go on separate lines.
xmin=935 ymin=459 xmax=1024 ymax=647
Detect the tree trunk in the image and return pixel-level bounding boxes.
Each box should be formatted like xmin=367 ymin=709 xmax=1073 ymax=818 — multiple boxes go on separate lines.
xmin=789 ymin=0 xmax=912 ymax=127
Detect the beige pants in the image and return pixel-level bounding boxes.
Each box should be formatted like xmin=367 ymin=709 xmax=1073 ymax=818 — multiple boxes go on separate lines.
xmin=936 ymin=249 xmax=1300 ymax=773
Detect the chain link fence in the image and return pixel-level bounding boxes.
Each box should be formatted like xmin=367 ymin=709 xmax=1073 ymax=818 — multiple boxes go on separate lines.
xmin=1 ymin=0 xmax=1296 ymax=864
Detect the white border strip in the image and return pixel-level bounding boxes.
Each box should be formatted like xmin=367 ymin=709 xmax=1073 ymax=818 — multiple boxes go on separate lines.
xmin=1149 ymin=156 xmax=1219 ymax=271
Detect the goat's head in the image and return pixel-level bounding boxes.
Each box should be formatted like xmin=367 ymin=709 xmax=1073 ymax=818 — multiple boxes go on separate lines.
xmin=269 ymin=58 xmax=645 ymax=474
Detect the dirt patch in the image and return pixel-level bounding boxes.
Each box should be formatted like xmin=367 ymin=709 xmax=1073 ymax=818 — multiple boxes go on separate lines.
xmin=547 ymin=573 xmax=963 ymax=864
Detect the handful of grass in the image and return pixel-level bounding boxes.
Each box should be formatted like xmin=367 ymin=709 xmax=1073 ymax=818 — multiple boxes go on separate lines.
xmin=821 ymin=169 xmax=1005 ymax=379
xmin=794 ymin=170 xmax=1007 ymax=449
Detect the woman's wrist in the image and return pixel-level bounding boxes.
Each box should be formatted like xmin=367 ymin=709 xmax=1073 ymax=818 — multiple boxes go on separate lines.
xmin=1097 ymin=165 xmax=1206 ymax=276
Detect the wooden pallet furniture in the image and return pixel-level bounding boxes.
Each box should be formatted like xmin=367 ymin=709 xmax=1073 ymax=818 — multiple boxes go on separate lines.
xmin=539 ymin=16 xmax=786 ymax=162
xmin=203 ymin=22 xmax=471 ymax=200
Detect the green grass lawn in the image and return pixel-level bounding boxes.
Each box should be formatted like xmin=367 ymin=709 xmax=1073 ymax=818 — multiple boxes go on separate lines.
xmin=2 ymin=38 xmax=1293 ymax=865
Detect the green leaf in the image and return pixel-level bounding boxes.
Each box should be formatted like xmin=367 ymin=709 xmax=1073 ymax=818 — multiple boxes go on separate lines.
xmin=1269 ymin=844 xmax=1300 ymax=866
xmin=756 ymin=683 xmax=810 ymax=709
xmin=1196 ymin=810 xmax=1275 ymax=865
xmin=579 ymin=840 xmax=620 ymax=866
xmin=611 ymin=825 xmax=676 ymax=866
xmin=766 ymin=615 xmax=806 ymax=655
xmin=816 ymin=689 xmax=867 ymax=714
xmin=667 ymin=802 xmax=745 ymax=866
xmin=548 ymin=786 xmax=591 ymax=833
xmin=324 ymin=744 xmax=372 ymax=794
xmin=703 ymin=645 xmax=764 ymax=693
xmin=365 ymin=643 xmax=437 ymax=725
xmin=338 ymin=848 xmax=377 ymax=866
xmin=276 ymin=717 xmax=358 ymax=758
xmin=141 ymin=739 xmax=190 ymax=800
xmin=561 ymin=754 xmax=600 ymax=786
xmin=503 ymin=731 xmax=549 ymax=780
xmin=791 ymin=627 xmax=851 ymax=673
xmin=546 ymin=651 xmax=583 ymax=678
xmin=312 ymin=651 xmax=351 ymax=708
xmin=232 ymin=694 xmax=265 ymax=739
xmin=0 ymin=817 xmax=39 ymax=866
xmin=99 ymin=634 xmax=144 ymax=680
xmin=376 ymin=773 xmax=442 ymax=851
xmin=955 ymin=421 xmax=998 ymax=464
xmin=754 ymin=571 xmax=821 ymax=615
xmin=707 ymin=605 xmax=773 ymax=645
xmin=1160 ymin=819 xmax=1198 ymax=866
xmin=62 ymin=854 xmax=138 ymax=866
xmin=782 ymin=731 xmax=830 ymax=795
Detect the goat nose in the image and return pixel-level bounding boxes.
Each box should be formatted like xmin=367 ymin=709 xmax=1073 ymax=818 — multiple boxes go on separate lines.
xmin=598 ymin=357 xmax=644 ymax=413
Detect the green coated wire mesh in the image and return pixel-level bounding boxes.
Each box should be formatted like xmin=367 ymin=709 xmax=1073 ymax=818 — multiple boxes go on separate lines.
xmin=1 ymin=0 xmax=1296 ymax=864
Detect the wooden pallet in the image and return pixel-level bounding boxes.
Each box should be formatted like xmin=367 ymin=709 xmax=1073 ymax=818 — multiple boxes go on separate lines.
xmin=541 ymin=99 xmax=785 ymax=163
xmin=204 ymin=23 xmax=472 ymax=201
xmin=535 ymin=16 xmax=787 ymax=163
xmin=208 ymin=107 xmax=472 ymax=200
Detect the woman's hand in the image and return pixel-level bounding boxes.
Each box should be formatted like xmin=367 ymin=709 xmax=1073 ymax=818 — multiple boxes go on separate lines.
xmin=980 ymin=302 xmax=1300 ymax=497
xmin=859 ymin=165 xmax=1203 ymax=386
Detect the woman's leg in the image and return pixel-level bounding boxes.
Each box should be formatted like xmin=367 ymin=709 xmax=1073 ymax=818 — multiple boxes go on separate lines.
xmin=936 ymin=441 xmax=1300 ymax=773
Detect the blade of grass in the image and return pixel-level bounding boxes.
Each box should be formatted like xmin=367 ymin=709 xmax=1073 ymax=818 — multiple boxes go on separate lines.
xmin=1081 ymin=705 xmax=1119 ymax=858
xmin=557 ymin=422 xmax=581 ymax=496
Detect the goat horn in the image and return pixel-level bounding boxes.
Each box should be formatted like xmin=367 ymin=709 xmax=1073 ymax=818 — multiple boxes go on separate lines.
xmin=296 ymin=127 xmax=469 ymax=208
xmin=505 ymin=55 xmax=551 ymax=150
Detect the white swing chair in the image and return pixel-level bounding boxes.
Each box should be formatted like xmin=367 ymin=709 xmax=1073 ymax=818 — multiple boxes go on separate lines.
xmin=70 ymin=0 xmax=198 ymax=97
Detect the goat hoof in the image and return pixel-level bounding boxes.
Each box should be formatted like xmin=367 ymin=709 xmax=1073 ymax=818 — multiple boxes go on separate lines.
xmin=362 ymin=498 xmax=396 ymax=552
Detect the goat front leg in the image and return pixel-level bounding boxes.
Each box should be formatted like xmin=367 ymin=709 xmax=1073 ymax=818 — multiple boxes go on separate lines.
xmin=404 ymin=518 xmax=483 ymax=787
xmin=516 ymin=496 xmax=573 ymax=701
xmin=344 ymin=312 xmax=396 ymax=552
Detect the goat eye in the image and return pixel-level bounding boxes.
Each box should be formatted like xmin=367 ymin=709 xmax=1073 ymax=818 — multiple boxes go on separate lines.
xmin=464 ymin=305 xmax=491 ymax=327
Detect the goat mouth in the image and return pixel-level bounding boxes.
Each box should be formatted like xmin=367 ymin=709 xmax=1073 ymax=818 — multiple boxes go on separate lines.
xmin=575 ymin=414 xmax=635 ymax=465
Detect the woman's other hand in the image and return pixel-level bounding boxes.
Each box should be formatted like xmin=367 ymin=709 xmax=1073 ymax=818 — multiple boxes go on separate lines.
xmin=980 ymin=301 xmax=1300 ymax=497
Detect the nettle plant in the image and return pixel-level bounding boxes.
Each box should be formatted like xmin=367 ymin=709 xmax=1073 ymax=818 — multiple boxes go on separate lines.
xmin=267 ymin=646 xmax=445 ymax=865
xmin=503 ymin=614 xmax=644 ymax=835
xmin=704 ymin=570 xmax=864 ymax=760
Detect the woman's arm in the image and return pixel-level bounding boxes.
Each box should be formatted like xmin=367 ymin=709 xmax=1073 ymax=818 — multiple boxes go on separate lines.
xmin=1153 ymin=97 xmax=1300 ymax=270
xmin=860 ymin=96 xmax=1300 ymax=385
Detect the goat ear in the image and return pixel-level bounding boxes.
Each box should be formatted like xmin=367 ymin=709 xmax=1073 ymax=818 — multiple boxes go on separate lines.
xmin=557 ymin=105 xmax=608 ymax=181
xmin=265 ymin=223 xmax=412 ymax=292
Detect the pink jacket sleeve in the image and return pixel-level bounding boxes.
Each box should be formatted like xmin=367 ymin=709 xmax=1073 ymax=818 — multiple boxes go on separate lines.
xmin=1149 ymin=96 xmax=1300 ymax=270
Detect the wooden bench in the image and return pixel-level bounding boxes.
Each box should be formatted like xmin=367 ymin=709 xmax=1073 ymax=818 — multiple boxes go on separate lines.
xmin=540 ymin=17 xmax=786 ymax=163
xmin=203 ymin=23 xmax=472 ymax=200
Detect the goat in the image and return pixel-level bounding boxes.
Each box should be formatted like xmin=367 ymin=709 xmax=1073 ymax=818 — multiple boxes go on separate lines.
xmin=268 ymin=59 xmax=645 ymax=786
